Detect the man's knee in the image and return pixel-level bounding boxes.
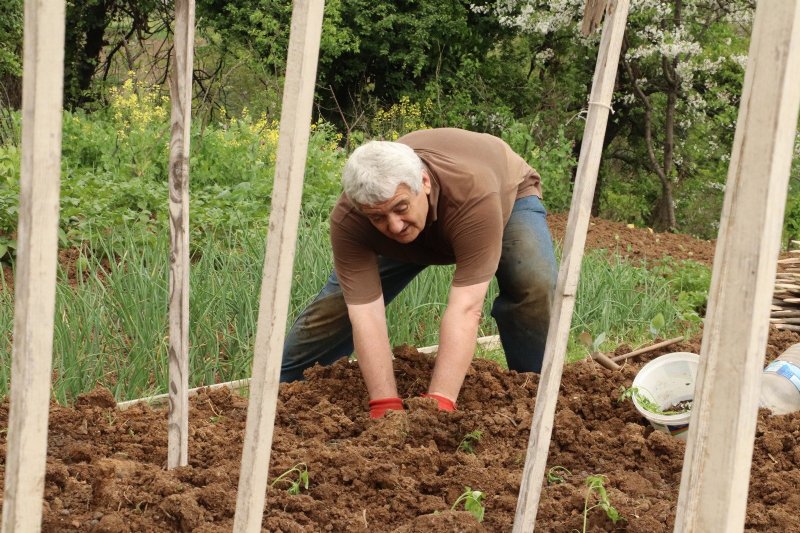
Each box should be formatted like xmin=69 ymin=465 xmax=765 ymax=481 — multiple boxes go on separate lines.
xmin=281 ymin=290 xmax=353 ymax=381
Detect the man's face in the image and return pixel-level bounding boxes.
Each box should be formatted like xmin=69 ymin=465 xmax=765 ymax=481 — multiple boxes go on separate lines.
xmin=358 ymin=172 xmax=432 ymax=244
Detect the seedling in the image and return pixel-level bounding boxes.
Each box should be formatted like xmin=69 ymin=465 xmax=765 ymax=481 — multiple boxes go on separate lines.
xmin=451 ymin=486 xmax=485 ymax=522
xmin=457 ymin=430 xmax=484 ymax=454
xmin=271 ymin=463 xmax=309 ymax=495
xmin=546 ymin=465 xmax=572 ymax=485
xmin=581 ymin=475 xmax=623 ymax=532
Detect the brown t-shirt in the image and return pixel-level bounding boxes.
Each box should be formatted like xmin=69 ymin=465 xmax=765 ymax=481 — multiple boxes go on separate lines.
xmin=330 ymin=128 xmax=542 ymax=304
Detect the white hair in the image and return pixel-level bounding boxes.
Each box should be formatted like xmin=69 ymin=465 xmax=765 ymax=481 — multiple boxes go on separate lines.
xmin=342 ymin=141 xmax=423 ymax=206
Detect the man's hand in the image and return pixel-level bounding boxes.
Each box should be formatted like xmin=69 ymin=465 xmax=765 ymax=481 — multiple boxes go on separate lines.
xmin=428 ymin=280 xmax=491 ymax=402
xmin=346 ymin=296 xmax=398 ymax=401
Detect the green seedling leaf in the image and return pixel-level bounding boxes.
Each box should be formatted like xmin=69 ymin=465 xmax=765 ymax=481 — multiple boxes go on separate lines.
xmin=592 ymin=331 xmax=607 ymax=352
xmin=271 ymin=463 xmax=310 ymax=495
xmin=457 ymin=430 xmax=483 ymax=454
xmin=582 ymin=475 xmax=624 ymax=533
xmin=546 ymin=465 xmax=572 ymax=484
xmin=617 ymin=386 xmax=635 ymax=403
xmin=451 ymin=486 xmax=485 ymax=523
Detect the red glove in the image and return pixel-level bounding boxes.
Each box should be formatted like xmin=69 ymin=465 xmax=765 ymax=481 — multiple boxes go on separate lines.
xmin=421 ymin=393 xmax=456 ymax=412
xmin=369 ymin=397 xmax=404 ymax=418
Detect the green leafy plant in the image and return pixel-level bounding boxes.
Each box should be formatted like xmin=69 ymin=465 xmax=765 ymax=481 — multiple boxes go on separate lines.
xmin=271 ymin=463 xmax=310 ymax=495
xmin=649 ymin=313 xmax=665 ymax=337
xmin=0 ymin=235 xmax=15 ymax=263
xmin=457 ymin=430 xmax=484 ymax=454
xmin=546 ymin=465 xmax=572 ymax=485
xmin=783 ymin=191 xmax=800 ymax=248
xmin=649 ymin=257 xmax=711 ymax=321
xmin=451 ymin=486 xmax=485 ymax=522
xmin=581 ymin=475 xmax=623 ymax=532
xmin=618 ymin=386 xmax=691 ymax=415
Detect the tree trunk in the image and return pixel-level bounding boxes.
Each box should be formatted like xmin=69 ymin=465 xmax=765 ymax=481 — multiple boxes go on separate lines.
xmin=651 ymin=181 xmax=676 ymax=231
xmin=64 ymin=1 xmax=110 ymax=108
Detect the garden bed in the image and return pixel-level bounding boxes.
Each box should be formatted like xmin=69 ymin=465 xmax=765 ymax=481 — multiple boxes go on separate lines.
xmin=3 ymin=216 xmax=795 ymax=531
xmin=2 ymin=328 xmax=799 ymax=532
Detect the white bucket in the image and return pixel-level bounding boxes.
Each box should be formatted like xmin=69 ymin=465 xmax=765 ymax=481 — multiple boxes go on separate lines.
xmin=631 ymin=352 xmax=699 ymax=441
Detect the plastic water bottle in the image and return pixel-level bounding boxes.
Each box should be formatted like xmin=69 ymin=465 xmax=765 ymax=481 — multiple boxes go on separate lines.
xmin=760 ymin=343 xmax=800 ymax=415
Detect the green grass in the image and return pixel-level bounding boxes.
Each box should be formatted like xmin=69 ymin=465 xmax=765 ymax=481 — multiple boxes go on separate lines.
xmin=0 ymin=218 xmax=707 ymax=403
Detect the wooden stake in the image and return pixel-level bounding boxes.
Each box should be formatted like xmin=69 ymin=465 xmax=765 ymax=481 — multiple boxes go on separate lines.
xmin=770 ymin=310 xmax=800 ymax=318
xmin=512 ymin=2 xmax=630 ymax=530
xmin=674 ymin=3 xmax=800 ymax=532
xmin=1 ymin=1 xmax=66 ymax=531
xmin=166 ymin=0 xmax=195 ymax=470
xmin=774 ymin=324 xmax=800 ymax=332
xmin=232 ymin=2 xmax=324 ymax=531
xmin=769 ymin=318 xmax=800 ymax=324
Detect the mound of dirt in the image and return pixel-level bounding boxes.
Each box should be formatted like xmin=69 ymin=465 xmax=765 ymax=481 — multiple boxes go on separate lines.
xmin=2 ymin=329 xmax=799 ymax=532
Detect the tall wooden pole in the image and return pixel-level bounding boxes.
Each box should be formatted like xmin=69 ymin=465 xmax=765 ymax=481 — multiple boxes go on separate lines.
xmin=512 ymin=1 xmax=630 ymax=530
xmin=1 ymin=0 xmax=66 ymax=531
xmin=674 ymin=2 xmax=800 ymax=531
xmin=167 ymin=0 xmax=195 ymax=469
xmin=232 ymin=1 xmax=325 ymax=530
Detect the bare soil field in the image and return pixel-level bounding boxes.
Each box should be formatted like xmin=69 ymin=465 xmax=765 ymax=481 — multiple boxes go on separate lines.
xmin=2 ymin=217 xmax=798 ymax=532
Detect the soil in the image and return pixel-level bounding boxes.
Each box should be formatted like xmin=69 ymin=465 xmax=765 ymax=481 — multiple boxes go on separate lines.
xmin=2 ymin=217 xmax=798 ymax=532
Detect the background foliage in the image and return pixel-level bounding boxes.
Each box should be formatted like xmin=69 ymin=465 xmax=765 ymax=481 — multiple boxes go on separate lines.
xmin=0 ymin=0 xmax=798 ymax=244
xmin=7 ymin=0 xmax=793 ymax=401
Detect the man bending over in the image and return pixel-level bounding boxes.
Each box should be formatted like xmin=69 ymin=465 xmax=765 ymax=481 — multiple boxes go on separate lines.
xmin=281 ymin=128 xmax=557 ymax=418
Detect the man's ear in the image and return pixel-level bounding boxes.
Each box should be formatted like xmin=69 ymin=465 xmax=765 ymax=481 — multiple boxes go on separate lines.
xmin=421 ymin=170 xmax=432 ymax=194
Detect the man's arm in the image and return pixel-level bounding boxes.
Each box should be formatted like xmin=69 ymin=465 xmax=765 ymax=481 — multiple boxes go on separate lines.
xmin=346 ymin=296 xmax=398 ymax=400
xmin=428 ymin=280 xmax=491 ymax=402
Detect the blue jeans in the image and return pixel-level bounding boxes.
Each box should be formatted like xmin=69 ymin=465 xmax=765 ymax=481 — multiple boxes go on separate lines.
xmin=280 ymin=195 xmax=558 ymax=381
